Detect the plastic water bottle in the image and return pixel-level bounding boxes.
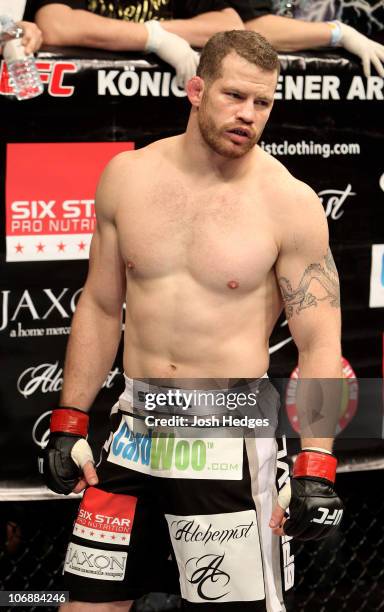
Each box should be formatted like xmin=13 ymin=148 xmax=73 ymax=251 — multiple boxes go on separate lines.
xmin=0 ymin=16 xmax=43 ymax=100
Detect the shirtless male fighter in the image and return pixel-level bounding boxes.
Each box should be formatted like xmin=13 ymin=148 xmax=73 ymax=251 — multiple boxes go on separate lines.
xmin=41 ymin=31 xmax=343 ymax=612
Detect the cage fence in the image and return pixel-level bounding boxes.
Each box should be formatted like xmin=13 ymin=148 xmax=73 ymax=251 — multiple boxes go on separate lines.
xmin=0 ymin=468 xmax=383 ymax=612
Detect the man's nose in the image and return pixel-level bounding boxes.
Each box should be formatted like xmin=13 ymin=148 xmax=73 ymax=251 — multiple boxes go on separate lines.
xmin=236 ymin=99 xmax=255 ymax=124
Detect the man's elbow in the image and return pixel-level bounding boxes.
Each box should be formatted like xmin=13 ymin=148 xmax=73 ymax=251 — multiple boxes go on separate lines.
xmin=220 ymin=9 xmax=245 ymax=31
xmin=35 ymin=7 xmax=80 ymax=46
xmin=245 ymin=17 xmax=299 ymax=52
xmin=36 ymin=15 xmax=69 ymax=45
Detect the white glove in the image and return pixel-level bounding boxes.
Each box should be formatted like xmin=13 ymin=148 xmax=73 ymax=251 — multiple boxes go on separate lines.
xmin=144 ymin=20 xmax=199 ymax=88
xmin=339 ymin=22 xmax=384 ymax=78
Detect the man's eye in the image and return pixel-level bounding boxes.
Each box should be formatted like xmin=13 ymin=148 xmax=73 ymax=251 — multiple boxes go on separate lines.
xmin=255 ymin=100 xmax=268 ymax=106
xmin=227 ymin=92 xmax=241 ymax=99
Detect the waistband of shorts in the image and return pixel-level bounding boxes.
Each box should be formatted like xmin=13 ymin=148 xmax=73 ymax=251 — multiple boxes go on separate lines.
xmin=118 ymin=374 xmax=269 ymax=416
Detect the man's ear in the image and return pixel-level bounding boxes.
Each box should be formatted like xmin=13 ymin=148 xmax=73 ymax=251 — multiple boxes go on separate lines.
xmin=186 ymin=76 xmax=205 ymax=107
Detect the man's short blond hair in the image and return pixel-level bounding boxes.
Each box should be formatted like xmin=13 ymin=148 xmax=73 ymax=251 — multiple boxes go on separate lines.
xmin=197 ymin=30 xmax=280 ymax=83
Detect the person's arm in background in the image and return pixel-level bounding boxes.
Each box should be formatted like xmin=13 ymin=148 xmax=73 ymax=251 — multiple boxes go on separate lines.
xmin=35 ymin=1 xmax=243 ymax=49
xmin=245 ymin=13 xmax=384 ymax=77
xmin=35 ymin=2 xmax=203 ymax=85
xmin=35 ymin=3 xmax=148 ymax=49
xmin=161 ymin=8 xmax=244 ymax=48
xmin=33 ymin=1 xmax=242 ymax=84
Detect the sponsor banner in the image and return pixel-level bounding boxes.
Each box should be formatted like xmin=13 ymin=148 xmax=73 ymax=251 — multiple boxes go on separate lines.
xmin=2 ymin=57 xmax=384 ymax=101
xmin=0 ymin=60 xmax=78 ymax=97
xmin=5 ymin=142 xmax=134 ymax=262
xmin=0 ymin=287 xmax=82 ymax=336
xmin=166 ymin=510 xmax=264 ymax=603
xmin=275 ymin=74 xmax=384 ymax=101
xmin=18 ymin=362 xmax=121 ymax=399
xmin=317 ymin=183 xmax=356 ymax=221
xmin=260 ymin=141 xmax=361 ymax=159
xmin=107 ymin=417 xmax=243 ymax=479
xmin=7 ymin=233 xmax=91 ymax=262
xmin=285 ymin=358 xmax=359 ymax=435
xmin=74 ymin=487 xmax=136 ymax=545
xmin=369 ymin=244 xmax=384 ymax=307
xmin=64 ymin=543 xmax=127 ymax=581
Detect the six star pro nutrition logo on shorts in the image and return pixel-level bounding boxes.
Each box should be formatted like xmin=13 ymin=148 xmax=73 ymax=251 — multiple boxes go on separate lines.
xmin=107 ymin=417 xmax=243 ymax=479
xmin=285 ymin=357 xmax=358 ymax=435
xmin=73 ymin=487 xmax=137 ymax=545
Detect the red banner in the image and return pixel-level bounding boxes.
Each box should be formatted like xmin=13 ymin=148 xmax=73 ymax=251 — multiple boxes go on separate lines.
xmin=6 ymin=142 xmax=134 ymax=261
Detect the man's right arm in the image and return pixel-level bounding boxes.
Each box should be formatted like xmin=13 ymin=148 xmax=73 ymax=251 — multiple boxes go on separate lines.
xmin=61 ymin=156 xmax=127 ymax=411
xmin=40 ymin=154 xmax=127 ymax=495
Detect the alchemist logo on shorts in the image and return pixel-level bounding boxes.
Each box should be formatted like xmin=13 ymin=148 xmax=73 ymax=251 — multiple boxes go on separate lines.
xmin=285 ymin=357 xmax=358 ymax=435
xmin=165 ymin=510 xmax=265 ymax=603
xmin=185 ymin=553 xmax=230 ymax=601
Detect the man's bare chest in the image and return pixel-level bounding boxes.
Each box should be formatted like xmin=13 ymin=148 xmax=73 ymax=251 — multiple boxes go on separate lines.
xmin=116 ymin=182 xmax=279 ymax=292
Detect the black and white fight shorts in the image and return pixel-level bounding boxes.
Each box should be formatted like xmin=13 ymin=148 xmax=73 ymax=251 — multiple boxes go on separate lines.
xmin=63 ymin=377 xmax=293 ymax=610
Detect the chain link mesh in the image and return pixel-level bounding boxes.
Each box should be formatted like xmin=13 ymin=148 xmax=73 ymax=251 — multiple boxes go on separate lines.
xmin=0 ymin=470 xmax=383 ymax=611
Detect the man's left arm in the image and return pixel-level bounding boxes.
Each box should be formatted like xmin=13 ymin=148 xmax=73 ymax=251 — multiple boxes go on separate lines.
xmin=271 ymin=180 xmax=344 ymax=539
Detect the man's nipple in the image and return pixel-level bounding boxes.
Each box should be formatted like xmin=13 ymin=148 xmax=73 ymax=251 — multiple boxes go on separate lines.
xmin=127 ymin=260 xmax=135 ymax=270
xmin=227 ymin=280 xmax=239 ymax=289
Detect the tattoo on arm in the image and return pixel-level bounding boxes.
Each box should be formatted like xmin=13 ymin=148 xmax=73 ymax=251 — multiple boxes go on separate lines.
xmin=278 ymin=248 xmax=340 ymax=319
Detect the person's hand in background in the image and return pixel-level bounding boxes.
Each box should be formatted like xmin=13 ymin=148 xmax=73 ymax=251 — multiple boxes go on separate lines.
xmin=16 ymin=20 xmax=43 ymax=54
xmin=145 ymin=20 xmax=199 ymax=87
xmin=337 ymin=22 xmax=384 ymax=77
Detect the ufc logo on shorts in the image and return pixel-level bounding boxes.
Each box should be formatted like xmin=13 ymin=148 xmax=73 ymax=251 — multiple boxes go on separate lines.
xmin=311 ymin=507 xmax=343 ymax=525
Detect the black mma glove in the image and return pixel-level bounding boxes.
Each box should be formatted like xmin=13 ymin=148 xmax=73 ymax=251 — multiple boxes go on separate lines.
xmin=278 ymin=449 xmax=344 ymax=540
xmin=39 ymin=407 xmax=94 ymax=495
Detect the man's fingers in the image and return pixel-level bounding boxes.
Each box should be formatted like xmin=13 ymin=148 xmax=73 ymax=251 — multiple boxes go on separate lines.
xmin=272 ymin=517 xmax=287 ymax=536
xmin=269 ymin=482 xmax=291 ymax=532
xmin=73 ymin=478 xmax=87 ymax=494
xmin=373 ymin=41 xmax=384 ymax=56
xmin=370 ymin=53 xmax=384 ymax=78
xmin=22 ymin=37 xmax=34 ymax=56
xmin=269 ymin=502 xmax=285 ymax=529
xmin=362 ymin=53 xmax=371 ymax=78
xmin=70 ymin=462 xmax=98 ymax=494
xmin=83 ymin=460 xmax=99 ymax=486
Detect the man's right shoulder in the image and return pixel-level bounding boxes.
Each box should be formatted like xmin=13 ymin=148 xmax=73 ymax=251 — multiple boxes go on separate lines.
xmin=102 ymin=148 xmax=141 ymax=175
xmin=101 ymin=136 xmax=178 ymax=178
xmin=95 ymin=137 xmax=177 ymax=217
